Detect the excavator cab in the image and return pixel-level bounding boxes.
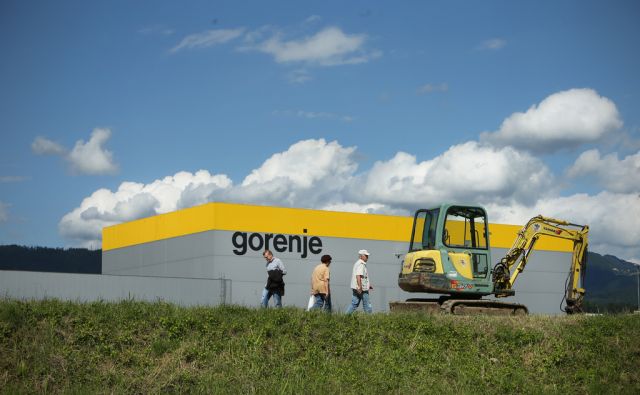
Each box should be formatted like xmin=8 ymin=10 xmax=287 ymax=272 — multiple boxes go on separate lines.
xmin=399 ymin=204 xmax=494 ymax=297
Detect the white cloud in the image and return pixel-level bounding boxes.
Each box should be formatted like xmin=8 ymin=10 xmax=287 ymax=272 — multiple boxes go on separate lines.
xmin=567 ymin=149 xmax=640 ymax=193
xmin=61 ymin=137 xmax=640 ymax=263
xmin=32 ymin=128 xmax=118 ymax=176
xmin=252 ymin=26 xmax=381 ymax=66
xmin=32 ymin=137 xmax=66 ymax=155
xmin=168 ymin=24 xmax=380 ymax=69
xmin=63 ymin=139 xmax=552 ymax=246
xmin=241 ymin=139 xmax=355 ymax=188
xmin=480 ymin=88 xmax=623 ymax=153
xmin=67 ymin=128 xmax=118 ymax=175
xmin=230 ymin=139 xmax=357 ymax=207
xmin=170 ymin=28 xmax=245 ymax=53
xmin=59 ymin=170 xmax=232 ymax=246
xmin=80 ymin=193 xmax=160 ymax=222
xmin=356 ymin=141 xmax=553 ymax=208
xmin=0 ymin=201 xmax=8 ymax=222
xmin=417 ymin=83 xmax=449 ymax=94
xmin=477 ymin=38 xmax=507 ymax=51
xmin=61 ymin=139 xmax=356 ymax=246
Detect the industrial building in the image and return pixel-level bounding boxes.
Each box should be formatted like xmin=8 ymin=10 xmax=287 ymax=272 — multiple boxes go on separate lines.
xmin=100 ymin=202 xmax=574 ymax=314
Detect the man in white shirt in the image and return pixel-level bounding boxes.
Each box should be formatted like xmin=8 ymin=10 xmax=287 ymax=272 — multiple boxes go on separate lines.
xmin=345 ymin=249 xmax=373 ymax=314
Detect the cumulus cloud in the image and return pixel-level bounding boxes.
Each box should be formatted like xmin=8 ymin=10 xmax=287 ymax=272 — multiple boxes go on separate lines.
xmin=250 ymin=26 xmax=381 ymax=66
xmin=59 ymin=170 xmax=232 ymax=246
xmin=32 ymin=128 xmax=118 ymax=176
xmin=480 ymin=88 xmax=623 ymax=153
xmin=170 ymin=28 xmax=245 ymax=53
xmin=0 ymin=201 xmax=8 ymax=222
xmin=61 ymin=139 xmax=359 ymax=246
xmin=355 ymin=141 xmax=553 ymax=208
xmin=242 ymin=139 xmax=355 ymax=187
xmin=32 ymin=137 xmax=66 ymax=155
xmin=229 ymin=139 xmax=357 ymax=207
xmin=67 ymin=128 xmax=118 ymax=175
xmin=567 ymin=149 xmax=640 ymax=193
xmin=61 ymin=139 xmax=554 ymax=247
xmin=61 ymin=136 xmax=640 ymax=263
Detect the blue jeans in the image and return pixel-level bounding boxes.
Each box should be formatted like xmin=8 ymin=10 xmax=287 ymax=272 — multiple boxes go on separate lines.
xmin=261 ymin=288 xmax=282 ymax=308
xmin=311 ymin=293 xmax=332 ymax=312
xmin=345 ymin=289 xmax=372 ymax=314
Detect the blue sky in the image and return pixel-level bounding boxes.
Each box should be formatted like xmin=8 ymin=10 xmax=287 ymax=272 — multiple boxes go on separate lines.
xmin=1 ymin=1 xmax=639 ymax=262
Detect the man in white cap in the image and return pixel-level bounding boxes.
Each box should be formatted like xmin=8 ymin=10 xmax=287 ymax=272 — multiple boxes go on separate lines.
xmin=346 ymin=249 xmax=373 ymax=314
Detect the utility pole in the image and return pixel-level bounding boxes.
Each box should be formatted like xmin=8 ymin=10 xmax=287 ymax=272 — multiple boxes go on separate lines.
xmin=636 ymin=264 xmax=639 ymax=313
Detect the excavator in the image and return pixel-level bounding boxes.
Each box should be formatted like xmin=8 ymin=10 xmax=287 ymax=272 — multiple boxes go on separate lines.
xmin=389 ymin=203 xmax=589 ymax=315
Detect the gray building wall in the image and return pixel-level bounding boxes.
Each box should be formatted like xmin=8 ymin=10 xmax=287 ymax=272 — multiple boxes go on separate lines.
xmin=0 ymin=270 xmax=231 ymax=306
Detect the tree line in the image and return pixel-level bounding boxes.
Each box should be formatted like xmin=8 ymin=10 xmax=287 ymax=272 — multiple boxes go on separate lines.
xmin=0 ymin=245 xmax=101 ymax=274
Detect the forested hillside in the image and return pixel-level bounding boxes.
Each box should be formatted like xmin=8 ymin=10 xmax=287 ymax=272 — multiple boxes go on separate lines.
xmin=0 ymin=245 xmax=101 ymax=274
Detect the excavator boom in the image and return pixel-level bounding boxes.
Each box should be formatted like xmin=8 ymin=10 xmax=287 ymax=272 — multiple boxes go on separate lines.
xmin=491 ymin=215 xmax=589 ymax=313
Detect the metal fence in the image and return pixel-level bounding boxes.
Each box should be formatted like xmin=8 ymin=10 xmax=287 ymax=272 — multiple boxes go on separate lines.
xmin=0 ymin=270 xmax=232 ymax=306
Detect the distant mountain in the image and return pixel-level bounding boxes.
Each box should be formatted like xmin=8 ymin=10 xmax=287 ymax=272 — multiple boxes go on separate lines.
xmin=584 ymin=251 xmax=639 ymax=313
xmin=0 ymin=245 xmax=101 ymax=274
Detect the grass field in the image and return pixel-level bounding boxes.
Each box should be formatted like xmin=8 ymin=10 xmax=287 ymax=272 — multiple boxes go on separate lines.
xmin=1 ymin=299 xmax=639 ymax=394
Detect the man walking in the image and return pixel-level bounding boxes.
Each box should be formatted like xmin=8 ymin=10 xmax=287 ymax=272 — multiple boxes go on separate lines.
xmin=261 ymin=249 xmax=286 ymax=308
xmin=346 ymin=249 xmax=372 ymax=314
xmin=310 ymin=254 xmax=332 ymax=312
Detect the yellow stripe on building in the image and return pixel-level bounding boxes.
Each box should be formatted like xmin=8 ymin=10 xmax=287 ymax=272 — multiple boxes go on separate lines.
xmin=102 ymin=202 xmax=572 ymax=252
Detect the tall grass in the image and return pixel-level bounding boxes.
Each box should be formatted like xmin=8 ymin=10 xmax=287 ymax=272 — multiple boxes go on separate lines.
xmin=1 ymin=299 xmax=639 ymax=394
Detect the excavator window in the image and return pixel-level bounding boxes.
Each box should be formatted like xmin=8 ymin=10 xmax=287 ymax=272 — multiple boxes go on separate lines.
xmin=443 ymin=206 xmax=488 ymax=250
xmin=473 ymin=254 xmax=489 ymax=277
xmin=409 ymin=209 xmax=439 ymax=251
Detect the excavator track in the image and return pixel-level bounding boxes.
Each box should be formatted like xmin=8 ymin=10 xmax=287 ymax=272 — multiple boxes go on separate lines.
xmin=389 ymin=298 xmax=529 ymax=315
xmin=441 ymin=299 xmax=528 ymax=315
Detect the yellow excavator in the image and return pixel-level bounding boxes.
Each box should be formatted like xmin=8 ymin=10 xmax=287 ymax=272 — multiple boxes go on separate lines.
xmin=389 ymin=203 xmax=589 ymax=315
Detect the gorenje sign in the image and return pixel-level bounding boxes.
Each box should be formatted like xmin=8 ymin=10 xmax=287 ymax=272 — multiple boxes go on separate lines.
xmin=231 ymin=229 xmax=323 ymax=258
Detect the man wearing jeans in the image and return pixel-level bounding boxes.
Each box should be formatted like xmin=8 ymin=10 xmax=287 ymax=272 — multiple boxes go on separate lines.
xmin=346 ymin=249 xmax=372 ymax=314
xmin=261 ymin=249 xmax=286 ymax=308
xmin=310 ymin=254 xmax=332 ymax=312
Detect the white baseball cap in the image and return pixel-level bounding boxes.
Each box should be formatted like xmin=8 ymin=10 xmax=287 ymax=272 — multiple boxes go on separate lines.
xmin=358 ymin=249 xmax=370 ymax=256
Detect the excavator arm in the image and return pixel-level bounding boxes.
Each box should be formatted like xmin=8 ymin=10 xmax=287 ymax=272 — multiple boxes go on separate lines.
xmin=492 ymin=215 xmax=589 ymax=314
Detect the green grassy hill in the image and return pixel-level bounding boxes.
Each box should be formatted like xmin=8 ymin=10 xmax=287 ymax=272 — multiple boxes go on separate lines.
xmin=1 ymin=300 xmax=639 ymax=394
